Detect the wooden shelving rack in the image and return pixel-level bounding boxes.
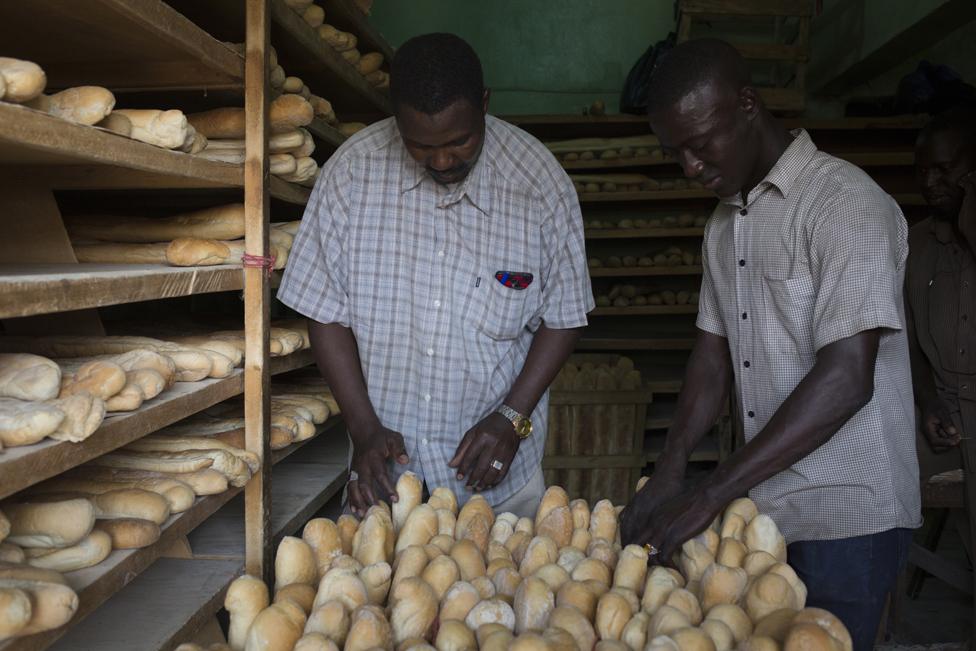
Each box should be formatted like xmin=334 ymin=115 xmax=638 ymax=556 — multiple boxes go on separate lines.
xmin=506 ymin=112 xmax=925 ymax=468
xmin=0 ymin=1 xmax=390 ymax=649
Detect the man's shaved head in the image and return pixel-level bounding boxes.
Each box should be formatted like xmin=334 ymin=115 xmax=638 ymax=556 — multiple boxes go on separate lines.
xmin=647 ymin=39 xmax=752 ymax=115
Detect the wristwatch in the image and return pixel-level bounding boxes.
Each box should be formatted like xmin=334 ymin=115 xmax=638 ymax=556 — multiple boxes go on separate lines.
xmin=497 ymin=404 xmax=533 ymax=439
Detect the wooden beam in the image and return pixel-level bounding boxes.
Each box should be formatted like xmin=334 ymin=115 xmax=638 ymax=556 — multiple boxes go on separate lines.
xmin=819 ymin=0 xmax=976 ymax=95
xmin=244 ymin=0 xmax=273 ymax=584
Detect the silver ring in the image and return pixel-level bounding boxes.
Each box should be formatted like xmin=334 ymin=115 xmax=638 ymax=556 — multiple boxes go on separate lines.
xmin=348 ymin=470 xmax=359 ymax=482
xmin=490 ymin=459 xmax=504 ymax=471
xmin=644 ymin=544 xmax=659 ymax=557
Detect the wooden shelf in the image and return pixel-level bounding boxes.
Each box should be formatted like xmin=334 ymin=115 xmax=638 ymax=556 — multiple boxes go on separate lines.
xmin=589 ymin=265 xmax=702 ymax=278
xmin=7 ymin=490 xmax=242 ymax=651
xmin=317 ymin=0 xmax=395 ymax=62
xmin=269 ymin=176 xmax=312 ymax=205
xmin=46 ymin=557 xmax=242 ymax=651
xmin=585 ymin=227 xmax=705 ymax=239
xmin=307 ymin=117 xmax=347 ymax=150
xmin=0 ymin=0 xmax=244 ymax=92
xmin=188 ymin=435 xmax=349 ymax=559
xmin=591 ymin=305 xmax=698 ymax=316
xmin=562 ymin=155 xmax=670 ymax=170
xmin=579 ymin=190 xmax=713 ymax=202
xmin=270 ymin=414 xmax=344 ymax=465
xmin=0 ymin=350 xmax=315 ymax=501
xmin=577 ymin=337 xmax=696 ymax=351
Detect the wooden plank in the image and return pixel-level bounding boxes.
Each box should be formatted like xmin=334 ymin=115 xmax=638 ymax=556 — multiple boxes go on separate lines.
xmin=585 ymin=227 xmax=705 ymax=240
xmin=317 ymin=0 xmax=396 ymax=62
xmin=271 ymin=415 xmax=344 ymax=465
xmin=579 ymin=190 xmax=714 ymax=202
xmin=591 ymin=305 xmax=699 ymax=316
xmin=46 ymin=558 xmax=243 ymax=651
xmin=269 ymin=176 xmax=312 ymax=205
xmin=306 ymin=118 xmax=347 ymax=150
xmin=0 ymin=350 xmax=314 ymax=501
xmin=243 ymin=0 xmax=273 ymax=583
xmin=908 ymin=544 xmax=974 ymax=596
xmin=0 ymin=103 xmax=242 ymax=185
xmin=0 ymin=0 xmax=243 ymax=91
xmin=589 ymin=265 xmax=703 ymax=278
xmin=679 ymin=0 xmax=813 ymax=17
xmin=2 ymin=490 xmax=242 ymax=651
xmin=576 ymin=337 xmax=697 ymax=351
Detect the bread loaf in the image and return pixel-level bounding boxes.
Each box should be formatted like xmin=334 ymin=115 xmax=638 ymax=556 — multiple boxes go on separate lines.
xmin=188 ymin=95 xmax=313 ymax=139
xmin=270 ymin=153 xmax=298 ymax=176
xmin=472 ymin=574 xmax=497 ymax=600
xmin=589 ymin=499 xmax=617 ymax=542
xmin=791 ymin=608 xmax=852 ymax=651
xmin=701 ymin=619 xmax=735 ymax=651
xmin=435 ymin=619 xmax=476 ymax=651
xmin=28 ymin=86 xmax=115 ymax=125
xmin=359 ymin=562 xmax=391 ymax=605
xmin=275 ymin=536 xmax=317 ymax=590
xmin=304 ymin=600 xmax=349 ymax=644
xmin=680 ymin=537 xmax=714 ymax=583
xmin=302 ymin=518 xmax=342 ymax=576
xmin=93 ymin=449 xmax=215 ymax=474
xmin=717 ymin=537 xmax=748 ymax=568
xmin=66 ymin=204 xmax=245 ymax=243
xmin=3 ymin=498 xmax=95 ymax=548
xmin=125 ymin=435 xmax=259 ymax=474
xmin=357 ymin=52 xmax=384 ymax=75
xmin=744 ymin=515 xmax=787 ymax=562
xmin=420 ymin=554 xmax=459 ymax=601
xmin=701 ymin=563 xmax=748 ymax=612
xmin=0 ymin=398 xmax=64 ymax=447
xmin=24 ymin=530 xmax=112 ymax=571
xmin=243 ymin=601 xmax=305 ymax=651
xmin=391 ymin=471 xmax=422 ymax=534
xmin=50 ymin=471 xmax=196 ymax=511
xmin=93 ymin=518 xmax=161 ymax=549
xmin=226 ymin=574 xmax=270 ymax=651
xmin=0 ymin=58 xmax=46 ymax=102
xmin=0 ymin=587 xmax=31 ymax=638
xmin=281 ymin=156 xmax=318 ymax=184
xmin=274 ymin=583 xmax=316 ymax=614
xmin=314 ymin=568 xmax=369 ymax=613
xmin=612 ymin=544 xmax=648 ymax=594
xmin=743 ymin=550 xmax=779 ymax=577
xmin=344 ymin=605 xmax=392 ymax=651
xmin=293 ymin=633 xmax=337 ymax=651
xmin=389 ymin=575 xmax=438 ymax=643
xmin=745 ymin=573 xmax=800 ymax=621
xmin=649 ymin=605 xmax=692 ymax=637
xmin=465 ymin=598 xmax=515 ymax=632
xmin=0 ymin=354 xmax=61 ymax=401
xmin=352 ymin=509 xmax=392 ymax=566
xmin=73 ymin=241 xmax=169 ymax=264
xmin=395 ymin=504 xmax=437 ymax=553
xmin=437 ymin=580 xmax=480 ymax=624
xmin=0 ymin=543 xmax=24 ymax=564
xmin=113 ymin=109 xmax=189 ymax=149
xmin=548 ymin=604 xmax=597 ymax=650
xmin=90 ymin=488 xmax=171 ymax=524
xmin=705 ymin=604 xmax=753 ymax=643
xmin=665 ymin=587 xmax=703 ymax=625
xmin=97 ymin=112 xmax=133 ymax=136
xmin=595 ymin=589 xmax=633 ymax=640
xmin=309 ymin=96 xmax=336 ymax=124
xmin=671 ymin=626 xmax=717 ymax=651
xmin=0 ymin=577 xmax=77 ymax=637
xmin=59 ymin=359 xmax=126 ymax=400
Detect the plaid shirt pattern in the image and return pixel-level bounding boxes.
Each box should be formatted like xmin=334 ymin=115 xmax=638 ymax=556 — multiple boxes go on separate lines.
xmin=278 ymin=115 xmax=594 ymax=505
xmin=698 ymin=130 xmax=921 ymax=542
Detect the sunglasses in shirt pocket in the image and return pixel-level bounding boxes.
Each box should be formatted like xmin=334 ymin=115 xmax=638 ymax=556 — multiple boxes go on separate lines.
xmin=474 ymin=270 xmax=540 ymax=340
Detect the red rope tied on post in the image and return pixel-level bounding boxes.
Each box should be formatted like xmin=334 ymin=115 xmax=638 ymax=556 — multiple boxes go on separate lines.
xmin=241 ymin=252 xmax=277 ymax=277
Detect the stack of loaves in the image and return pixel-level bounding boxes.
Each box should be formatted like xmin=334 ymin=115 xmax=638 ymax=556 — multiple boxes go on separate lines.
xmin=204 ymin=477 xmax=849 ymax=651
xmin=588 ymin=246 xmax=701 ymax=270
xmin=545 ymin=136 xmax=666 ymax=164
xmin=551 ymin=356 xmax=641 ymax=392
xmin=189 ymin=96 xmax=318 ymax=186
xmin=0 ymin=559 xmax=78 ymax=640
xmin=594 ymin=286 xmax=700 ymax=310
xmin=66 ymin=203 xmax=297 ymax=268
xmin=571 ymin=175 xmax=705 ymax=195
xmin=585 ymin=215 xmax=708 ymax=231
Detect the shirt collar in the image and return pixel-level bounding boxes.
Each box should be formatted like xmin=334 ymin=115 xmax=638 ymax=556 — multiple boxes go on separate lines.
xmin=721 ymin=128 xmax=817 ymax=206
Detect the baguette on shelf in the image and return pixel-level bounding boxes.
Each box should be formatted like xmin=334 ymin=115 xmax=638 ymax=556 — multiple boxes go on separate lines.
xmin=594 ymin=285 xmax=700 ymax=309
xmin=0 ymin=562 xmax=78 ymax=640
xmin=203 ymin=481 xmax=851 ymax=651
xmin=585 ymin=214 xmax=708 ymax=230
xmin=571 ymin=173 xmax=705 ymax=194
xmin=588 ymin=245 xmax=702 ymax=270
xmin=545 ymin=135 xmax=666 ymax=162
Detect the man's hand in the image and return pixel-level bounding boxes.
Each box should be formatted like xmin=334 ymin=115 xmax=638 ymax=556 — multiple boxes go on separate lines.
xmin=619 ymin=468 xmax=684 ymax=546
xmin=347 ymin=425 xmax=409 ymax=517
xmin=921 ymin=400 xmax=961 ymax=452
xmin=627 ymin=484 xmax=724 ymax=566
xmin=449 ymin=412 xmax=521 ymax=492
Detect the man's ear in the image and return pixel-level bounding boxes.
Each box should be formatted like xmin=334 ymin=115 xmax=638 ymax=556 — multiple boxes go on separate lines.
xmin=739 ymin=85 xmax=761 ymax=121
xmin=482 ymin=88 xmax=491 ymax=115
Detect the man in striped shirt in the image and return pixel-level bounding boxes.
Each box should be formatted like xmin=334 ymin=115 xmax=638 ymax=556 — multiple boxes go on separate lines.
xmin=619 ymin=39 xmax=920 ymax=650
xmin=278 ymin=34 xmax=593 ymax=518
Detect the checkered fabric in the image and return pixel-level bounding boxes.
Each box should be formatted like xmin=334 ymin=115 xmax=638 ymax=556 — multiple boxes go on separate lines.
xmin=698 ymin=129 xmax=922 ymax=542
xmin=278 ymin=115 xmax=594 ymax=506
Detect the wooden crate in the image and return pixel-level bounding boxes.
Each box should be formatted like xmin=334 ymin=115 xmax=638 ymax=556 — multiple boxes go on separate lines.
xmin=544 ymin=354 xmax=652 ymax=505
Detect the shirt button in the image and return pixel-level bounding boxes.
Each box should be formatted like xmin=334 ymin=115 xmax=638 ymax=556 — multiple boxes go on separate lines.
xmin=739 ymin=259 xmax=746 ymax=267
xmin=743 ymin=360 xmax=751 ymax=368
xmin=748 ymin=410 xmax=755 ymax=418
xmin=422 ymin=438 xmax=428 ymax=445
xmin=434 ymin=300 xmax=441 ymax=308
xmin=742 ymin=312 xmax=748 ymax=319
xmin=438 ymin=250 xmax=445 ymax=258
xmin=739 ymin=208 xmax=748 ymax=216
xmin=426 ymin=347 xmax=434 ymax=356
xmin=962 ymin=384 xmax=969 ymax=390
xmin=424 ymin=394 xmax=431 ymax=402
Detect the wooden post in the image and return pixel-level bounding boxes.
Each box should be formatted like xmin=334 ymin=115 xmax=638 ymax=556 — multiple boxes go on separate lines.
xmin=244 ymin=0 xmax=272 ymax=583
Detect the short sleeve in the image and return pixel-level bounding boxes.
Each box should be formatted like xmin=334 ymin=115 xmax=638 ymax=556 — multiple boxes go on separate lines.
xmin=809 ymin=186 xmax=908 ymax=351
xmin=696 ymin=220 xmax=728 ymax=337
xmin=277 ymin=156 xmax=353 ymax=326
xmin=537 ymin=185 xmax=595 ymax=330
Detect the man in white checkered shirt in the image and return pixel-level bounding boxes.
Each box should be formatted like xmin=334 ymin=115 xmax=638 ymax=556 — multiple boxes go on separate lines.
xmin=619 ymin=40 xmax=920 ymax=649
xmin=278 ymin=34 xmax=593 ymax=519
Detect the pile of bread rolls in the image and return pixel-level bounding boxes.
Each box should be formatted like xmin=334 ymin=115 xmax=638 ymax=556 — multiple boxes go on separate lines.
xmin=594 ymin=286 xmax=700 ymax=310
xmin=205 ymin=478 xmax=848 ymax=651
xmin=584 ymin=215 xmax=708 ymax=230
xmin=572 ymin=175 xmax=705 ymax=195
xmin=551 ymin=357 xmax=641 ymax=392
xmin=279 ymin=0 xmax=389 ymax=90
xmin=588 ymin=246 xmax=702 ymax=270
xmin=66 ymin=203 xmax=298 ymax=268
xmin=545 ymin=136 xmax=665 ymax=164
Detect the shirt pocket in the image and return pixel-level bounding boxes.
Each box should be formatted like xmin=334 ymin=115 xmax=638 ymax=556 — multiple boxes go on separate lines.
xmin=762 ymin=274 xmax=816 ymax=355
xmin=474 ymin=274 xmax=541 ymax=341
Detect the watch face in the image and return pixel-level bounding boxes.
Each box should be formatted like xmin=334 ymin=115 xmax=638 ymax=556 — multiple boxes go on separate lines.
xmin=517 ymin=420 xmax=533 ymax=438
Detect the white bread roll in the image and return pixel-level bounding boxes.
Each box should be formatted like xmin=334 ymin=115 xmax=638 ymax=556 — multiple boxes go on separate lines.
xmin=113 ymin=109 xmax=188 ymax=149
xmin=243 ymin=601 xmax=305 ymax=651
xmin=649 ymin=605 xmax=692 ymax=637
xmin=391 ymin=545 xmax=428 ymax=588
xmin=226 ymin=574 xmax=269 ymax=650
xmin=717 ymin=537 xmax=748 ymax=568
xmin=0 ymin=398 xmax=64 ymax=447
xmin=46 ymin=394 xmax=104 ymax=443
xmin=664 ymin=587 xmax=702 ymax=625
xmin=465 ymin=598 xmax=515 ymax=632
xmin=621 ymin=611 xmax=650 ymax=651
xmin=744 ymin=515 xmax=787 ymax=562
xmin=41 ymin=472 xmax=195 ymax=513
xmin=24 ymin=530 xmax=112 ymax=571
xmin=359 ymin=562 xmax=391 ymax=605
xmin=472 ymin=575 xmax=497 ymax=600
xmin=792 ymin=608 xmax=852 ymax=651
xmin=293 ymin=633 xmax=337 ymax=651
xmin=89 ymin=488 xmax=171 ymax=524
xmin=0 ymin=543 xmax=25 ymax=564
xmin=571 ymin=557 xmax=611 ymax=587
xmin=0 ymin=354 xmax=60 ymax=401
xmin=646 ymin=635 xmax=681 ymax=651
xmin=434 ymin=619 xmax=475 ymax=651
xmin=536 ymin=506 xmax=573 ymax=549
xmin=556 ymin=547 xmax=585 ymax=575
xmin=570 ymin=527 xmax=591 ymax=552
xmin=4 ymin=498 xmax=95 ymax=548
xmin=519 ymin=535 xmax=558 ymax=577
xmin=309 ymin=95 xmax=336 ymax=124
xmin=0 ymin=577 xmax=77 ymax=637
xmin=439 ymin=580 xmax=480 ymax=623
xmin=724 ymin=498 xmax=758 ymax=524
xmin=589 ymin=499 xmax=617 ymax=542
xmin=389 ymin=576 xmax=437 ymax=644
xmin=782 ymin=624 xmax=841 ymax=651
xmin=743 ymin=550 xmax=779 ymax=578
xmin=274 ymin=583 xmax=316 ymax=614
xmin=702 ymin=619 xmax=735 ymax=651
xmin=449 ymin=538 xmax=485 ymax=582
xmin=705 ymin=604 xmax=753 ymax=643
xmin=97 ymin=112 xmax=132 ymax=136
xmin=94 ymin=518 xmax=160 ymax=549
xmin=304 ymin=600 xmax=349 ymax=644
xmin=335 ymin=514 xmax=357 ymax=556
xmin=745 ymin=573 xmax=800 ymax=622
xmin=767 ymin=563 xmax=807 ymax=607
xmin=421 ymin=555 xmax=459 ymax=601
xmin=569 ymin=499 xmax=590 ymax=530
xmin=0 ymin=58 xmax=46 ymax=102
xmin=534 ymin=486 xmax=570 ymax=530
xmin=588 ymin=538 xmax=618 ymax=568
xmin=513 ymin=576 xmax=553 ymax=633
xmin=436 ymin=508 xmax=458 ymax=538
xmin=0 ymin=587 xmax=31 ymax=638
xmin=490 ymin=566 xmax=521 ymax=604
xmin=314 ymin=567 xmax=368 ymax=612
xmin=754 ymin=609 xmax=799 ymax=643
xmin=720 ymin=514 xmax=747 ymax=542
xmin=480 ymin=628 xmax=514 ymax=651
xmin=680 ymin=537 xmax=714 ymax=583
xmin=548 ymin=604 xmax=596 ymax=649
xmin=532 ymin=562 xmax=570 ymax=592
xmin=595 ymin=589 xmax=633 ymax=640
xmin=672 ymin=626 xmax=717 ymax=651
xmin=489 ymin=518 xmax=514 ymax=545
xmin=701 ymin=563 xmax=748 ymax=612
xmin=504 ymin=531 xmax=530 ymax=565
xmin=32 ymin=86 xmax=115 ymax=125
xmin=641 ymin=566 xmax=684 ymax=614
xmin=611 ymin=586 xmax=640 ymax=614
xmin=344 ymin=605 xmax=392 ymax=651
xmin=59 ymin=359 xmax=126 ymax=401
xmin=357 ymin=52 xmax=384 ymax=75
xmin=613 ymin=544 xmax=648 ymax=594
xmin=738 ymin=636 xmax=780 ymax=651
xmin=426 ymin=486 xmax=457 ymax=514
xmin=275 ymin=536 xmax=317 ymax=590
xmin=556 ymin=580 xmax=597 ymax=620
xmin=395 ymin=503 xmax=437 ymax=553
xmin=352 ymin=509 xmax=393 ymax=566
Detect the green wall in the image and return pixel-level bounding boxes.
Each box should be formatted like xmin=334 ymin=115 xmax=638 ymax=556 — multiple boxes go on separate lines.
xmin=369 ymin=0 xmax=674 ymax=115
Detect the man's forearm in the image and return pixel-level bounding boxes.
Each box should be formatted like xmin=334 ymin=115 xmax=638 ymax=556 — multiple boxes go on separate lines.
xmin=656 ymin=329 xmax=732 ymax=477
xmin=700 ymin=330 xmax=880 ymax=504
xmin=307 ymin=320 xmax=380 ymax=438
xmin=503 ymin=324 xmax=583 ymax=416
